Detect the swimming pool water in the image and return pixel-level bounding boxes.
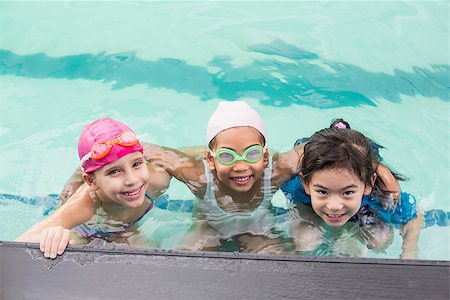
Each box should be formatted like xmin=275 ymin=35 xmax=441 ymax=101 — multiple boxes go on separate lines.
xmin=0 ymin=1 xmax=448 ymax=260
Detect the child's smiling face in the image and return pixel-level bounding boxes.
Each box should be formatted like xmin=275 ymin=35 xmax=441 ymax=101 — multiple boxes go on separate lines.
xmin=302 ymin=167 xmax=373 ymax=227
xmin=91 ymin=151 xmax=150 ymax=208
xmin=207 ymin=126 xmax=268 ymax=193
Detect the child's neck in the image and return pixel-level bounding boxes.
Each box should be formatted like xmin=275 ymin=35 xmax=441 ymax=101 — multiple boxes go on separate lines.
xmin=100 ymin=199 xmax=128 ymax=213
xmin=215 ymin=178 xmax=264 ymax=211
xmin=96 ymin=192 xmax=148 ymax=222
xmin=322 ymin=221 xmax=356 ymax=235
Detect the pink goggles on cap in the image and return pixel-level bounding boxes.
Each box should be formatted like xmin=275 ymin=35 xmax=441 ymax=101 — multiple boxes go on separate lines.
xmin=80 ymin=131 xmax=138 ymax=165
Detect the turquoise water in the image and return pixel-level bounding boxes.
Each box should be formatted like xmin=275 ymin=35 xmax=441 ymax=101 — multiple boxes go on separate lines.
xmin=0 ymin=1 xmax=448 ymax=260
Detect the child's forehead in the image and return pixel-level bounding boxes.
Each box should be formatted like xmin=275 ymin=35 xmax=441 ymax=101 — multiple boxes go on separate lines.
xmin=215 ymin=126 xmax=264 ymax=145
xmin=311 ymin=167 xmax=363 ymax=184
xmin=96 ymin=151 xmax=144 ymax=171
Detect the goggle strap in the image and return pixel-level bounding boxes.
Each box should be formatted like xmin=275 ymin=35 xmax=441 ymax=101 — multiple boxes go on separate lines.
xmin=80 ymin=152 xmax=92 ymax=166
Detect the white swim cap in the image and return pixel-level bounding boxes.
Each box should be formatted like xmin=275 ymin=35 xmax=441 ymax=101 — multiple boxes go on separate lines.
xmin=206 ymin=101 xmax=266 ymax=148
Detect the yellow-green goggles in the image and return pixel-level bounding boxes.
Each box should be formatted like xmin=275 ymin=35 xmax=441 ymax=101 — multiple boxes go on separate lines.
xmin=209 ymin=145 xmax=265 ymax=166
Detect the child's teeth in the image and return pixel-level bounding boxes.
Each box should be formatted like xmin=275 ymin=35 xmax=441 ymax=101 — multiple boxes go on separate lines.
xmin=125 ymin=190 xmax=139 ymax=196
xmin=235 ymin=176 xmax=249 ymax=182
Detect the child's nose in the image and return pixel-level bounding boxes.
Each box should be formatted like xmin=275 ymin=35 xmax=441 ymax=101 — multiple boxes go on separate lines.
xmin=326 ymin=196 xmax=344 ymax=211
xmin=124 ymin=170 xmax=138 ymax=185
xmin=232 ymin=159 xmax=249 ymax=171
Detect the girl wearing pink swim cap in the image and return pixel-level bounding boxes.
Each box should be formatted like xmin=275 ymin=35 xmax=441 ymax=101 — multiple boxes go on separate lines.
xmin=17 ymin=118 xmax=170 ymax=259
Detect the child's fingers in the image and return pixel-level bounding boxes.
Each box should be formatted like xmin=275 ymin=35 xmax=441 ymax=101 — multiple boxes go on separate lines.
xmin=43 ymin=229 xmax=56 ymax=258
xmin=39 ymin=230 xmax=49 ymax=252
xmin=56 ymin=230 xmax=71 ymax=255
xmin=49 ymin=230 xmax=64 ymax=259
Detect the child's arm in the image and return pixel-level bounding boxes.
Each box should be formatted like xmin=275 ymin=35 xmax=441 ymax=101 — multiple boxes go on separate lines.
xmin=271 ymin=144 xmax=305 ymax=187
xmin=373 ymin=164 xmax=401 ymax=210
xmin=59 ymin=167 xmax=84 ymax=202
xmin=179 ymin=208 xmax=221 ymax=251
xmin=177 ymin=146 xmax=207 ymax=161
xmin=143 ymin=143 xmax=206 ymax=197
xmin=16 ymin=184 xmax=95 ymax=258
xmin=399 ymin=210 xmax=424 ymax=259
xmin=375 ymin=164 xmax=400 ymax=193
xmin=146 ymin=162 xmax=172 ymax=199
xmin=290 ymin=204 xmax=324 ymax=252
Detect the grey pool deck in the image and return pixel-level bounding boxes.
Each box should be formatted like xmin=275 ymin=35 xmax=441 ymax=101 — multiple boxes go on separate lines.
xmin=1 ymin=241 xmax=449 ymax=300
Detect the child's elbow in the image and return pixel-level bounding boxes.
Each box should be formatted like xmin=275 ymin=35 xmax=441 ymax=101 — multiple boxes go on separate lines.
xmin=149 ymin=170 xmax=172 ymax=196
xmin=367 ymin=227 xmax=394 ymax=252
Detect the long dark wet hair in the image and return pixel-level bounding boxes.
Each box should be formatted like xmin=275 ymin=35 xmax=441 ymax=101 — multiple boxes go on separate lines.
xmin=301 ymin=127 xmax=375 ymax=187
xmin=328 ymin=118 xmax=406 ymax=183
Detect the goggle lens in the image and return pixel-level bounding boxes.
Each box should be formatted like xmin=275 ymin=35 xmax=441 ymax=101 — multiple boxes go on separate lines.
xmin=91 ymin=142 xmax=111 ymax=159
xmin=213 ymin=145 xmax=264 ymax=166
xmin=119 ymin=131 xmax=137 ymax=146
xmin=245 ymin=148 xmax=263 ymax=162
xmin=217 ymin=151 xmax=235 ymax=164
xmin=90 ymin=131 xmax=138 ymax=160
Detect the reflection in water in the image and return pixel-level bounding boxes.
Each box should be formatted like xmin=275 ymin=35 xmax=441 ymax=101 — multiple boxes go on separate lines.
xmin=2 ymin=193 xmax=449 ymax=257
xmin=1 ymin=39 xmax=448 ymax=108
xmin=287 ymin=203 xmax=394 ymax=257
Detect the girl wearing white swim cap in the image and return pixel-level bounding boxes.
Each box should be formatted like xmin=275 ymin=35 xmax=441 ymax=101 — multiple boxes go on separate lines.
xmin=145 ymin=101 xmax=305 ymax=253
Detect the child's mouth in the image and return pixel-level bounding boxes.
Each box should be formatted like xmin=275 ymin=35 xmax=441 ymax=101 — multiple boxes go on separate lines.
xmin=325 ymin=213 xmax=346 ymax=222
xmin=121 ymin=187 xmax=143 ymax=199
xmin=231 ymin=176 xmax=252 ymax=185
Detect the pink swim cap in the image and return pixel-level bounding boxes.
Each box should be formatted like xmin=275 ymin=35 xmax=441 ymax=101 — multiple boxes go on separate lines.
xmin=206 ymin=101 xmax=266 ymax=147
xmin=78 ymin=117 xmax=143 ymax=173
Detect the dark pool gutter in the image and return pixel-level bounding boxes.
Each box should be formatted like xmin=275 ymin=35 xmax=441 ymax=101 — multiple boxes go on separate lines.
xmin=1 ymin=241 xmax=449 ymax=299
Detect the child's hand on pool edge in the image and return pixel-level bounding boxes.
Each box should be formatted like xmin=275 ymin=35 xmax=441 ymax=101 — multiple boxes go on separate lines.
xmin=39 ymin=226 xmax=75 ymax=259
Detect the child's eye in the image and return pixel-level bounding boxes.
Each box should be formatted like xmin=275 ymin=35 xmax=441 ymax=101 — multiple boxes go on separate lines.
xmin=316 ymin=190 xmax=327 ymax=196
xmin=107 ymin=169 xmax=120 ymax=176
xmin=133 ymin=159 xmax=144 ymax=168
xmin=343 ymin=191 xmax=355 ymax=196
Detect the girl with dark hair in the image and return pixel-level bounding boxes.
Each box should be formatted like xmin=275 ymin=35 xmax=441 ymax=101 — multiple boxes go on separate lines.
xmin=282 ymin=125 xmax=423 ymax=258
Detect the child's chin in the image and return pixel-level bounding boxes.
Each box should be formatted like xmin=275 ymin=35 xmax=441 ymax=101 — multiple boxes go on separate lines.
xmin=123 ymin=196 xmax=145 ymax=208
xmin=323 ymin=217 xmax=349 ymax=227
xmin=325 ymin=222 xmax=345 ymax=228
xmin=230 ymin=183 xmax=254 ymax=193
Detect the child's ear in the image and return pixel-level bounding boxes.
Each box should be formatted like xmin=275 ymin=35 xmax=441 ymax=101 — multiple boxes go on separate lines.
xmin=364 ymin=172 xmax=377 ymax=195
xmin=299 ymin=172 xmax=311 ymax=195
xmin=206 ymin=150 xmax=216 ymax=170
xmin=82 ymin=173 xmax=97 ymax=188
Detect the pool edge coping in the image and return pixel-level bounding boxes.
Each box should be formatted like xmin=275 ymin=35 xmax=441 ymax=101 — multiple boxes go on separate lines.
xmin=2 ymin=240 xmax=448 ymax=267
